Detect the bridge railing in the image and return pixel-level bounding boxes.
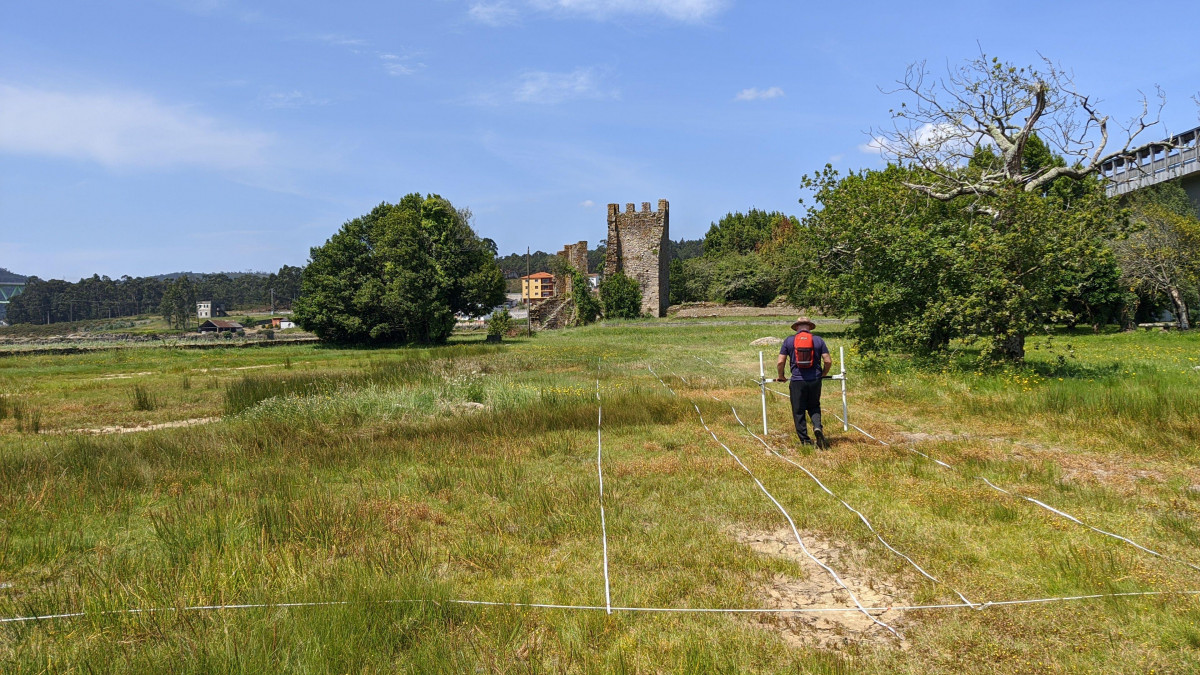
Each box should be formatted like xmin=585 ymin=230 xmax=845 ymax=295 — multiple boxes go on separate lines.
xmin=1100 ymin=125 xmax=1200 ymax=197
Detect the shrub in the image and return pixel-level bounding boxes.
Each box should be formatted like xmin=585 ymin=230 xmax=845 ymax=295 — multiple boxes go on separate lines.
xmin=599 ymin=271 xmax=643 ymax=319
xmin=486 ymin=308 xmax=514 ymax=336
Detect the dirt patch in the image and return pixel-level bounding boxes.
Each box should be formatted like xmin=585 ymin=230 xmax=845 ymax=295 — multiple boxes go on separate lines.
xmin=731 ymin=527 xmax=910 ymax=649
xmin=57 ymin=417 xmax=219 ymax=435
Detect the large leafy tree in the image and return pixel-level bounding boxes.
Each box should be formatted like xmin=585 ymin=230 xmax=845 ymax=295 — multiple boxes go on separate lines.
xmin=160 ymin=276 xmax=197 ymax=330
xmin=857 ymin=54 xmax=1161 ymax=359
xmin=780 ymin=163 xmax=1122 ymax=360
xmin=703 ymin=209 xmax=793 ymax=257
xmin=1115 ymin=201 xmax=1200 ymax=330
xmin=293 ymin=194 xmax=505 ymax=345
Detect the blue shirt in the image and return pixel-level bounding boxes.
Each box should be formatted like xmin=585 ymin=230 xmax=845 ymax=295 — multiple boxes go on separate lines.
xmin=780 ymin=332 xmax=829 ymax=382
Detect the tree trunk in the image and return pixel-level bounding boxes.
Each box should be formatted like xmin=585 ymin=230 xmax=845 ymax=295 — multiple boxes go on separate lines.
xmin=1168 ymin=286 xmax=1191 ymax=330
xmin=1121 ymin=297 xmax=1140 ymax=332
xmin=1001 ymin=333 xmax=1026 ymax=361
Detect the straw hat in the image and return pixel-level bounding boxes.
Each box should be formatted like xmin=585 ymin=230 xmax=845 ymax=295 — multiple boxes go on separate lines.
xmin=791 ymin=316 xmax=816 ymax=332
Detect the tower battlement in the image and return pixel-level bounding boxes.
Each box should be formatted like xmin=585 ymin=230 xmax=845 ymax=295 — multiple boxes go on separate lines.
xmin=604 ymin=199 xmax=669 ymax=317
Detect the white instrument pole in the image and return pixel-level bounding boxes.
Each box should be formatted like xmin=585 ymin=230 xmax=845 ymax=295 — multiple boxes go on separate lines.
xmin=759 ymin=351 xmax=768 ymax=435
xmin=840 ymin=345 xmax=849 ymax=432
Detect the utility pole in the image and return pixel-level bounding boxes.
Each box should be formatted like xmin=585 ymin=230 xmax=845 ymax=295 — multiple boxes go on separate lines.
xmin=270 ymin=288 xmax=275 ymax=315
xmin=526 ymin=246 xmax=532 ymax=336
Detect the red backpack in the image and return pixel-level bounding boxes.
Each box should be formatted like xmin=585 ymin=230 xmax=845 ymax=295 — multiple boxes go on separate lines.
xmin=793 ymin=331 xmax=816 ymax=369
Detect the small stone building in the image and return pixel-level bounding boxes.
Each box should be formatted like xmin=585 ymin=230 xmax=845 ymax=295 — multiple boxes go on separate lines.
xmin=604 ymin=200 xmax=669 ymax=317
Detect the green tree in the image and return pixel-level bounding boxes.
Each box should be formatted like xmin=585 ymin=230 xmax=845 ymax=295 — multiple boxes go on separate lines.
xmin=570 ymin=269 xmax=602 ymax=325
xmin=779 ymin=163 xmax=1121 ymax=360
xmin=160 ymin=277 xmax=197 ymax=331
xmin=703 ymin=209 xmax=792 ymax=256
xmin=293 ymin=194 xmax=505 ymax=345
xmin=863 ymin=54 xmax=1155 ymax=359
xmin=707 ymin=253 xmax=778 ymax=306
xmin=1114 ymin=203 xmax=1200 ymax=329
xmin=599 ymin=271 xmax=643 ymax=319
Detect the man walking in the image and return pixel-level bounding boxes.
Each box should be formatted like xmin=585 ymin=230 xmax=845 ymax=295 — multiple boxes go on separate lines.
xmin=776 ymin=316 xmax=832 ymax=449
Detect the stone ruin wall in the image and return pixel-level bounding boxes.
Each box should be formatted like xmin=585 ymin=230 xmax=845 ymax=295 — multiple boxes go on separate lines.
xmin=556 ymin=241 xmax=589 ymax=295
xmin=604 ymin=200 xmax=669 ymax=318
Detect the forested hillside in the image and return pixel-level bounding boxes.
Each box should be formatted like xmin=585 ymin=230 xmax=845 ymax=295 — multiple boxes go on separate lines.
xmin=5 ymin=266 xmax=302 ymax=325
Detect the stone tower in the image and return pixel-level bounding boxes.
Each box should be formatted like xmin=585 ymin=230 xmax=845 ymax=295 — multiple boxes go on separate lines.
xmin=556 ymin=241 xmax=589 ymax=294
xmin=604 ymin=200 xmax=669 ymax=317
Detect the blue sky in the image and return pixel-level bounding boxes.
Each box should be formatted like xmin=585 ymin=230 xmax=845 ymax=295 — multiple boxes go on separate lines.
xmin=2 ymin=0 xmax=1198 ymax=280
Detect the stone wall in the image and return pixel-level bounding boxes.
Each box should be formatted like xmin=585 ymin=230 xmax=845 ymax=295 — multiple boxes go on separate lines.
xmin=604 ymin=200 xmax=669 ymax=317
xmin=557 ymin=241 xmax=589 ymax=295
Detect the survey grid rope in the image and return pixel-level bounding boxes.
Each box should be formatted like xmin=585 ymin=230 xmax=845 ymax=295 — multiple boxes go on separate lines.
xmin=596 ymin=358 xmax=613 ymax=614
xmin=713 ymin=393 xmax=976 ymax=609
xmin=824 ymin=389 xmax=1200 ymax=576
xmin=9 ymin=589 xmax=1200 ymax=625
xmin=649 ymin=362 xmax=899 ymax=638
xmin=695 ymin=355 xmax=1200 ymax=583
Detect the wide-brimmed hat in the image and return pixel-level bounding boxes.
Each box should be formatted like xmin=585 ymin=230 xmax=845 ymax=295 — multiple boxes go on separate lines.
xmin=791 ymin=316 xmax=816 ymax=332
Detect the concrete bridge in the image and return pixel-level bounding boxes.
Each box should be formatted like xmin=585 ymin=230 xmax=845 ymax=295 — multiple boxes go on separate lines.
xmin=1100 ymin=124 xmax=1200 ymax=208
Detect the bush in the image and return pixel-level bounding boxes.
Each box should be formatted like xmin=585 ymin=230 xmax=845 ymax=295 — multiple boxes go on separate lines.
xmin=486 ymin=308 xmax=514 ymax=336
xmin=571 ymin=270 xmax=601 ymax=325
xmin=599 ymin=272 xmax=643 ymax=319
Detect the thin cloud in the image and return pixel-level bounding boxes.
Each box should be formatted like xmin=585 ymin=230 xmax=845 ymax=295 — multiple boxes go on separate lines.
xmin=528 ymin=0 xmax=727 ymax=22
xmin=311 ymin=33 xmax=368 ymax=48
xmin=514 ymin=68 xmax=618 ymax=104
xmin=735 ymin=86 xmax=784 ymax=101
xmin=261 ymin=90 xmax=329 ymax=109
xmin=468 ymin=2 xmax=520 ymax=25
xmin=379 ymin=53 xmax=424 ymax=76
xmin=0 ymin=83 xmax=272 ymax=170
xmin=580 ymin=199 xmax=595 ymax=207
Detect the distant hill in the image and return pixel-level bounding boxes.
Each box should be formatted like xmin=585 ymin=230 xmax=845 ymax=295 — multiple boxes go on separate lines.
xmin=0 ymin=268 xmax=27 ymax=283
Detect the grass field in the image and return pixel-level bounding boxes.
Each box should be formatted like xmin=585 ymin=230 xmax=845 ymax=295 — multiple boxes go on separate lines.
xmin=2 ymin=319 xmax=1200 ymax=672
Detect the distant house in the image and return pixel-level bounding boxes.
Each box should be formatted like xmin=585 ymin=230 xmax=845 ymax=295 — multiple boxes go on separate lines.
xmin=268 ymin=317 xmax=296 ymax=330
xmin=197 ymin=300 xmax=227 ymax=319
xmin=587 ymin=273 xmax=600 ymax=289
xmin=520 ymin=272 xmax=556 ymax=301
xmin=198 ymin=319 xmax=243 ymax=334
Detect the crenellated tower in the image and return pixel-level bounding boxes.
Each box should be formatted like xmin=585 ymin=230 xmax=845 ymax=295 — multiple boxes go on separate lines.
xmin=604 ymin=199 xmax=669 ymax=317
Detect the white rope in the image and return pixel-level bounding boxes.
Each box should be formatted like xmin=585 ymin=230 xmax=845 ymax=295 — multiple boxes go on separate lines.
xmin=596 ymin=358 xmax=613 ymax=614
xmin=646 ymin=364 xmax=675 ymax=396
xmin=689 ymin=403 xmax=901 ymax=638
xmin=7 ymin=589 xmax=1200 ymax=624
xmin=837 ymin=415 xmax=1200 ymax=575
xmin=692 ymin=355 xmax=1200 ymax=586
xmin=649 ymin=361 xmax=898 ymax=636
xmin=717 ymin=398 xmax=977 ymax=609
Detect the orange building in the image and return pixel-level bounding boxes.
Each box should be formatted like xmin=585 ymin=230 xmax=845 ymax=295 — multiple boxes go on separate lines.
xmin=520 ymin=272 xmax=556 ymax=301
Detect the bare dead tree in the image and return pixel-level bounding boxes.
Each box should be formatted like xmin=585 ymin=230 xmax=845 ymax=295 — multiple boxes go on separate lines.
xmin=871 ymin=54 xmax=1166 ymax=201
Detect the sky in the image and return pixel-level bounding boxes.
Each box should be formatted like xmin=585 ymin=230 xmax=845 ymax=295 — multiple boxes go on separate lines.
xmin=2 ymin=0 xmax=1198 ymax=280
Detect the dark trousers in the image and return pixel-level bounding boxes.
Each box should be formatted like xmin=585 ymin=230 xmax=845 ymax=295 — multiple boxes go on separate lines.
xmin=789 ymin=378 xmax=823 ymax=441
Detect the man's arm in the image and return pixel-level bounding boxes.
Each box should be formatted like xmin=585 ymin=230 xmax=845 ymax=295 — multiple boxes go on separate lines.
xmin=776 ymin=353 xmax=788 ymax=382
xmin=821 ymin=352 xmax=833 ymax=377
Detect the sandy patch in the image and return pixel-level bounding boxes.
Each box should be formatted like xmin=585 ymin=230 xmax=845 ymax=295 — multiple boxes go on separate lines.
xmin=731 ymin=527 xmax=910 ymax=649
xmin=58 ymin=417 xmax=219 ymax=435
xmin=94 ymin=371 xmax=156 ymax=380
xmin=193 ymin=364 xmax=286 ymax=373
